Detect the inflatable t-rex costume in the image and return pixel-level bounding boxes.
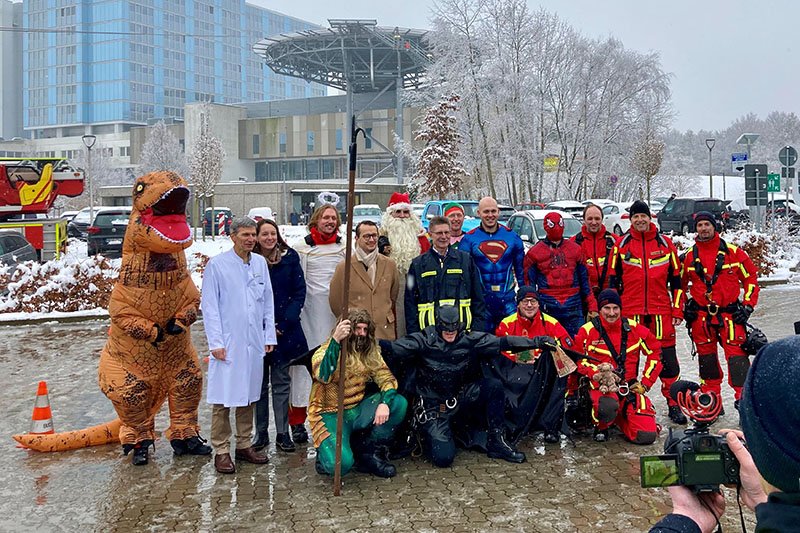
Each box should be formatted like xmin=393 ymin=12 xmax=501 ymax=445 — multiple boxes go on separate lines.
xmin=98 ymin=171 xmax=209 ymax=465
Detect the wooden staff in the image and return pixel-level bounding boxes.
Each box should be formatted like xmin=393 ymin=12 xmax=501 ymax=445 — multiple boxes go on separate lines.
xmin=334 ymin=116 xmax=363 ymax=496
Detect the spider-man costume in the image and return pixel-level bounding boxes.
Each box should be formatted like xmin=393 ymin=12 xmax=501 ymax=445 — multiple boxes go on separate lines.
xmin=459 ymin=225 xmax=525 ymax=331
xmin=523 ymin=213 xmax=595 ymax=337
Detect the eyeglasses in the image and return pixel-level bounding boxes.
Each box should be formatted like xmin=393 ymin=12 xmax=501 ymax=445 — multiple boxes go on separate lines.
xmin=430 ymin=230 xmax=451 ymax=237
xmin=519 ymin=298 xmax=538 ymax=305
xmin=361 ymin=234 xmax=379 ymax=240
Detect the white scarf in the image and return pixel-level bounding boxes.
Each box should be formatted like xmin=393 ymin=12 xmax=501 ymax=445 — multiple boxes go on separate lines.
xmin=354 ymin=245 xmax=378 ymax=285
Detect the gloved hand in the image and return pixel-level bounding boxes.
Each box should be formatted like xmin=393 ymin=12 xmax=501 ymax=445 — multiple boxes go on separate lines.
xmin=732 ymin=304 xmax=753 ymax=325
xmin=529 ymin=335 xmax=556 ymax=350
xmin=165 ymin=318 xmax=185 ymax=335
xmin=684 ymin=304 xmax=698 ymax=325
xmin=628 ymin=380 xmax=648 ymax=395
xmin=587 ymin=311 xmax=599 ymax=320
xmin=151 ymin=324 xmax=165 ymax=347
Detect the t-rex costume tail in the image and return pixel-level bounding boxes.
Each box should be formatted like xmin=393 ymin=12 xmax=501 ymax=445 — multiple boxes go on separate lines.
xmin=97 ymin=171 xmax=203 ymax=450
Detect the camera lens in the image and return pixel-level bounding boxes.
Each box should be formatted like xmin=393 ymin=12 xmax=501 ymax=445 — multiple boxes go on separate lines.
xmin=697 ymin=393 xmax=713 ymax=408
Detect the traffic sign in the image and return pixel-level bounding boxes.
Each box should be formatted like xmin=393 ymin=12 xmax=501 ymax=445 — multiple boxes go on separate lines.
xmin=782 ymin=167 xmax=795 ymax=179
xmin=744 ymin=164 xmax=769 ymax=206
xmin=609 ymin=175 xmax=618 ymax=184
xmin=731 ymin=153 xmax=747 ymax=172
xmin=767 ymin=173 xmax=781 ymax=193
xmin=779 ymin=146 xmax=797 ymax=167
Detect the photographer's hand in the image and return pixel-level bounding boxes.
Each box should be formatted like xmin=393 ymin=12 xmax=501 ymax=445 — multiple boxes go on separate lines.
xmin=668 ymin=486 xmax=725 ymax=533
xmin=721 ymin=430 xmax=768 ymax=511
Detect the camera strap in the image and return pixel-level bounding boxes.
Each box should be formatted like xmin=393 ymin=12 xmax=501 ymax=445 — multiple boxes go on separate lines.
xmin=591 ymin=317 xmax=629 ymax=372
xmin=692 ymin=239 xmax=727 ymax=313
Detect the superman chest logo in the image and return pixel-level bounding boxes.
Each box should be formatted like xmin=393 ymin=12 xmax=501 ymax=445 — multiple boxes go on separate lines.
xmin=478 ymin=240 xmax=509 ymax=263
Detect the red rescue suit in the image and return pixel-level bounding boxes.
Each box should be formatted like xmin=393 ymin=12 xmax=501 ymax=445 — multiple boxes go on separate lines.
xmin=571 ymin=225 xmax=616 ymax=295
xmin=680 ymin=233 xmax=759 ymax=400
xmin=575 ymin=316 xmax=662 ymax=444
xmin=495 ymin=310 xmax=574 ymax=361
xmin=609 ymin=223 xmax=683 ymax=405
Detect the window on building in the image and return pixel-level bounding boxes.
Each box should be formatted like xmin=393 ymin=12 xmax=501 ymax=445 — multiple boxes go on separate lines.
xmin=253 ymin=134 xmax=260 ymax=154
xmin=365 ymin=128 xmax=373 ymax=149
xmin=307 ymin=131 xmax=314 ymax=153
xmin=335 ymin=129 xmax=342 ymax=151
xmin=279 ymin=132 xmax=286 ymax=153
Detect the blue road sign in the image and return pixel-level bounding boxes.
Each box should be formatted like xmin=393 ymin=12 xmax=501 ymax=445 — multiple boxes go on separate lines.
xmin=732 ymin=153 xmax=748 ymax=162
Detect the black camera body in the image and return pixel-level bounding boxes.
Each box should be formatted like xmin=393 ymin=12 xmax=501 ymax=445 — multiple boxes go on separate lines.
xmin=640 ymin=380 xmax=741 ymax=492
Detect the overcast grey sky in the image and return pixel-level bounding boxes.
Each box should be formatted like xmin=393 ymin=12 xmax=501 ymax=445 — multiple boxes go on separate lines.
xmin=252 ymin=0 xmax=799 ymax=133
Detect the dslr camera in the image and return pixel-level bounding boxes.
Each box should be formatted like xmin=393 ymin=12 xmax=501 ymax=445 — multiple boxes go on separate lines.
xmin=640 ymin=380 xmax=741 ymax=493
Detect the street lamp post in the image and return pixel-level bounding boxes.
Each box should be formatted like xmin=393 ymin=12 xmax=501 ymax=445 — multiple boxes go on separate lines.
xmin=705 ymin=138 xmax=716 ymax=197
xmin=82 ymin=134 xmax=97 ymax=223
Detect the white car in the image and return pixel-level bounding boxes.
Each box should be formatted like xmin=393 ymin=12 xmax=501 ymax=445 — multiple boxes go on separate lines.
xmin=351 ymin=204 xmax=383 ymax=227
xmin=545 ymin=200 xmax=585 ymax=217
xmin=603 ymin=202 xmax=633 ymax=236
xmin=507 ymin=210 xmax=583 ymax=251
xmin=410 ymin=203 xmax=425 ymax=218
xmin=247 ymin=207 xmax=275 ymax=221
xmin=581 ymin=198 xmax=614 ymax=208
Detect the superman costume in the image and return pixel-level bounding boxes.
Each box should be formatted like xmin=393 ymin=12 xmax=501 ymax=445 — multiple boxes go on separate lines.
xmin=459 ymin=225 xmax=525 ymax=331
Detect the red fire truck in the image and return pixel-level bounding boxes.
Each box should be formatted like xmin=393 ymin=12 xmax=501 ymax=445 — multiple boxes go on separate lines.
xmin=0 ymin=158 xmax=85 ymax=260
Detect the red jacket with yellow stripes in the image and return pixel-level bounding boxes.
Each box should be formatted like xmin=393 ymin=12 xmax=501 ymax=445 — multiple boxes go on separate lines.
xmin=495 ymin=310 xmax=574 ymax=361
xmin=574 ymin=317 xmax=662 ymax=389
xmin=680 ymin=233 xmax=759 ymax=308
xmin=609 ymin=223 xmax=684 ymax=318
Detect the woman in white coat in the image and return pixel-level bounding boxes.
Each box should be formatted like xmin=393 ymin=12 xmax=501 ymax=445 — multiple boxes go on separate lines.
xmin=201 ymin=217 xmax=277 ymax=474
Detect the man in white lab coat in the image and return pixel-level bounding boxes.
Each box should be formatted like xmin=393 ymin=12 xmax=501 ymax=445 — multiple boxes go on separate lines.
xmin=202 ymin=217 xmax=277 ymax=474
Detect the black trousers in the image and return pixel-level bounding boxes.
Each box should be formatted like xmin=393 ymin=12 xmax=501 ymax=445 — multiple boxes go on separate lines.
xmin=419 ymin=377 xmax=504 ymax=468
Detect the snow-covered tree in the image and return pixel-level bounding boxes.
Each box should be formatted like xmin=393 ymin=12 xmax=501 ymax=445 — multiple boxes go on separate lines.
xmin=411 ymin=93 xmax=467 ymax=199
xmin=67 ymin=143 xmax=129 ymax=211
xmin=138 ymin=120 xmax=190 ymax=178
xmin=630 ymin=129 xmax=665 ymax=204
xmin=189 ymin=103 xmax=225 ymax=239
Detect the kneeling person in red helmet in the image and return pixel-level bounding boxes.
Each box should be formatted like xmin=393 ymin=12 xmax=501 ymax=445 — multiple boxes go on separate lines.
xmin=574 ymin=289 xmax=662 ymax=444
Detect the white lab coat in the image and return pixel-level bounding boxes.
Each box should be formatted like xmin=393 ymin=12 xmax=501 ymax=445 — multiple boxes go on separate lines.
xmin=291 ymin=237 xmax=346 ymax=406
xmin=202 ymin=248 xmax=277 ymax=407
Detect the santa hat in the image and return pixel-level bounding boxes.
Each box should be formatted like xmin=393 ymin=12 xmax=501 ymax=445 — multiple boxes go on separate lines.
xmin=387 ymin=192 xmax=413 ymax=212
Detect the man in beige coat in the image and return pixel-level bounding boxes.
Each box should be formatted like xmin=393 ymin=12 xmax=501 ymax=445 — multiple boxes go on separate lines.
xmin=329 ymin=221 xmax=400 ymax=340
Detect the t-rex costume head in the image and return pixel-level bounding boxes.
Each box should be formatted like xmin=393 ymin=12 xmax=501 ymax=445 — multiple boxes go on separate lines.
xmin=120 ymin=171 xmax=193 ymax=290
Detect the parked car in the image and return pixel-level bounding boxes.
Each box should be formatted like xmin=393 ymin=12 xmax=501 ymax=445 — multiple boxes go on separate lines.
xmin=87 ymin=207 xmax=132 ymax=257
xmin=497 ymin=205 xmax=517 ymax=225
xmin=247 ymin=207 xmax=275 ymax=222
xmin=420 ymin=200 xmax=481 ymax=231
xmin=514 ymin=202 xmax=546 ymax=211
xmin=602 ymin=202 xmax=634 ymax=236
xmin=410 ymin=203 xmax=426 ymax=218
xmin=61 ymin=210 xmax=79 ymax=220
xmin=507 ymin=210 xmax=582 ymax=251
xmin=0 ymin=230 xmax=38 ymax=272
xmin=67 ymin=207 xmax=93 ymax=240
xmin=581 ymin=198 xmax=614 ymax=208
xmin=204 ymin=207 xmax=233 ymax=235
xmin=351 ymin=204 xmax=383 ymax=228
xmin=657 ymin=197 xmax=727 ymax=235
xmin=544 ymin=200 xmax=585 ymax=217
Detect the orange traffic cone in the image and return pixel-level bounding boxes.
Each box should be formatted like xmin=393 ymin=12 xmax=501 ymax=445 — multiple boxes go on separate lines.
xmin=29 ymin=381 xmax=54 ymax=435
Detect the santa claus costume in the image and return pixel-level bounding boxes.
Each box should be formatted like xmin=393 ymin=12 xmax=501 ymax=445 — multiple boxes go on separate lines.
xmin=381 ymin=192 xmax=430 ymax=337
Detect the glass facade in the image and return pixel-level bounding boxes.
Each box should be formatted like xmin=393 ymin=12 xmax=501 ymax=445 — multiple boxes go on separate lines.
xmin=22 ymin=0 xmax=325 ymax=136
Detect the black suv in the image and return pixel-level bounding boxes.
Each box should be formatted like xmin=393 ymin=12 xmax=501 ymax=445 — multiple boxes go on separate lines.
xmin=658 ymin=197 xmax=727 ymax=235
xmin=87 ymin=208 xmax=131 ymax=257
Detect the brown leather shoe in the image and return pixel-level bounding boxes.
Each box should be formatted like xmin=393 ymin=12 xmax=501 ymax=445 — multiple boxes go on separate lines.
xmin=235 ymin=446 xmax=268 ymax=464
xmin=214 ymin=453 xmax=235 ymax=474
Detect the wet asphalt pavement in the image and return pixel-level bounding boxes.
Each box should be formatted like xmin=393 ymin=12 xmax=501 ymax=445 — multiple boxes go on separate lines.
xmin=1 ymin=284 xmax=798 ymax=532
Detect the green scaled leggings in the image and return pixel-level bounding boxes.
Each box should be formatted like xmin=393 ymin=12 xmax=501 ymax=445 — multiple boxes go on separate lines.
xmin=316 ymin=392 xmax=407 ymax=476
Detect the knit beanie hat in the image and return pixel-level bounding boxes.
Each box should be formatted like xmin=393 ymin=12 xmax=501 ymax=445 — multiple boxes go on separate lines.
xmin=739 ymin=335 xmax=800 ymax=493
xmin=516 ymin=285 xmax=539 ymax=304
xmin=597 ymin=288 xmax=622 ymax=310
xmin=693 ymin=211 xmax=718 ymax=231
xmin=544 ymin=212 xmax=564 ymax=241
xmin=444 ymin=202 xmax=464 ymax=217
xmin=629 ymin=200 xmax=651 ymax=218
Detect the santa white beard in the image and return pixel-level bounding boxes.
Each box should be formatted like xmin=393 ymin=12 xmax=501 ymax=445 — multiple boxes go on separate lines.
xmin=381 ymin=211 xmax=423 ymax=275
